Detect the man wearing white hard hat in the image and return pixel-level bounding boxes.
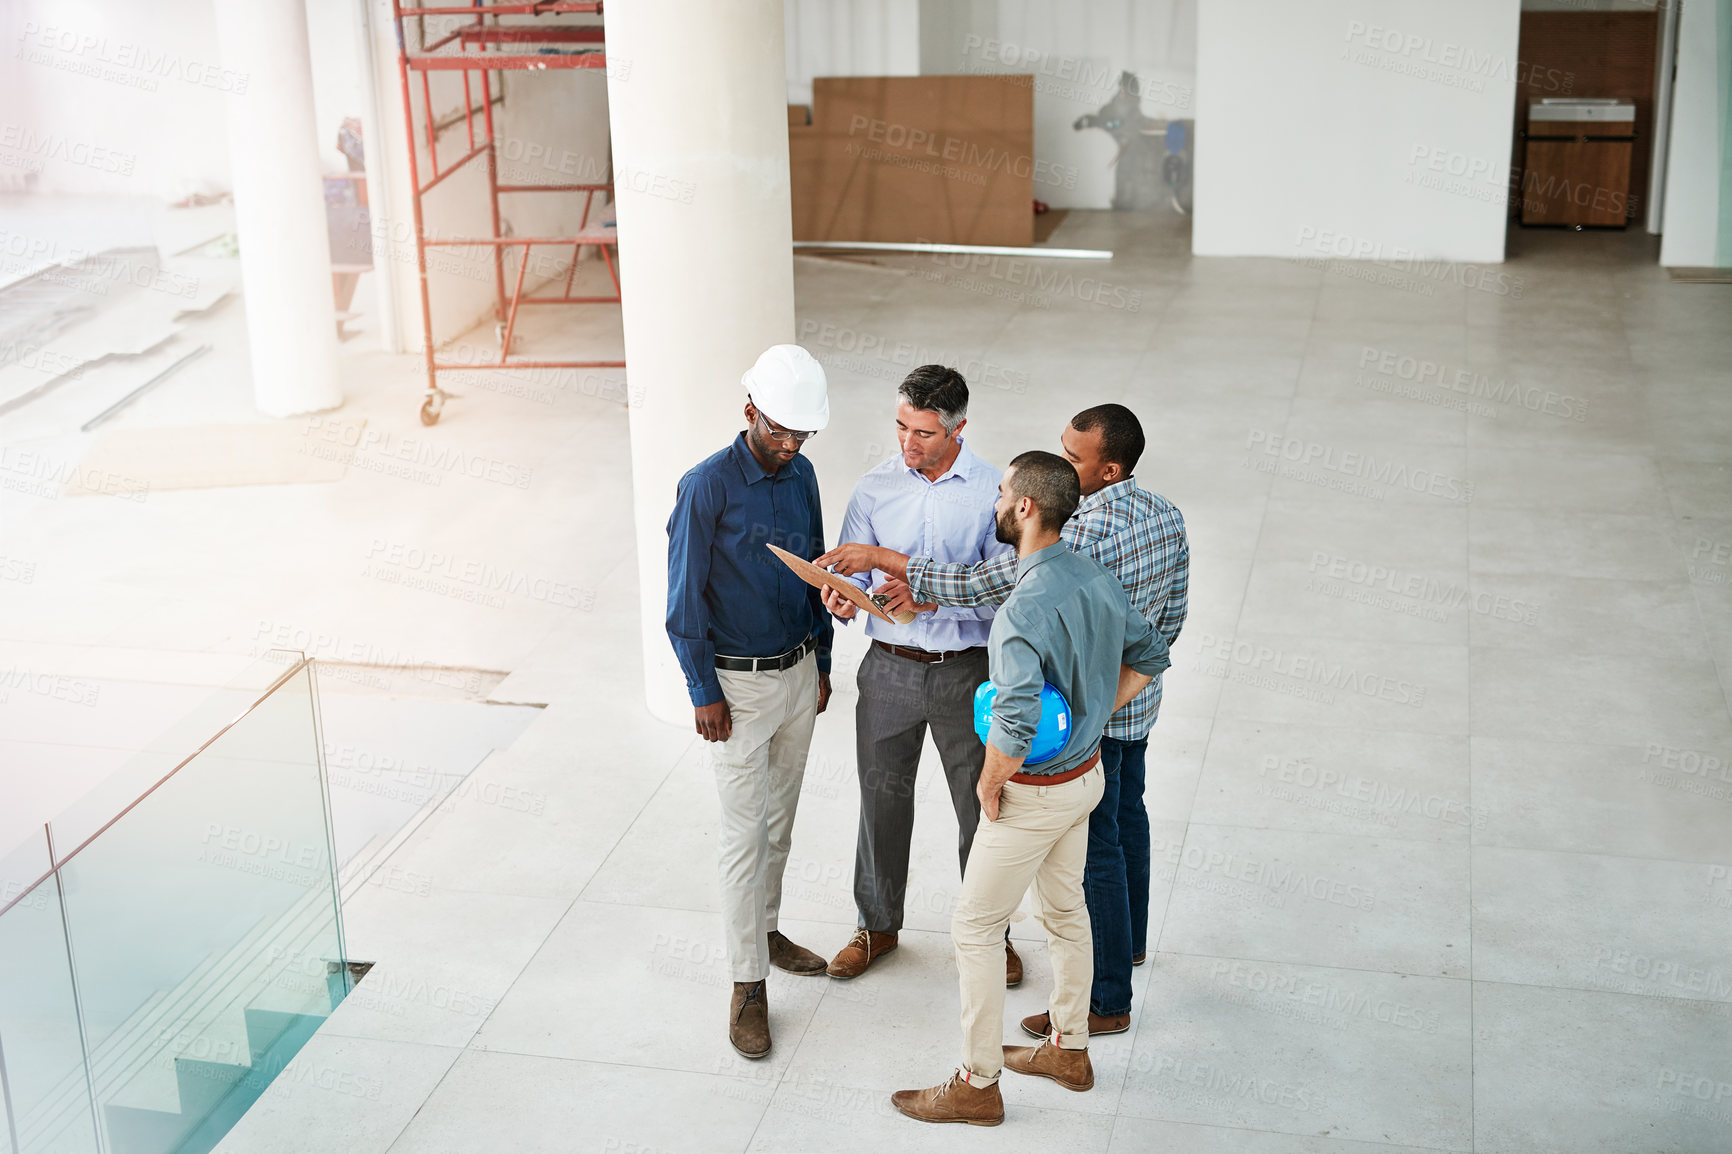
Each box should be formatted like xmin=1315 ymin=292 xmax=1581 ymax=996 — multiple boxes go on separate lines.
xmin=665 ymin=343 xmax=835 ymax=1060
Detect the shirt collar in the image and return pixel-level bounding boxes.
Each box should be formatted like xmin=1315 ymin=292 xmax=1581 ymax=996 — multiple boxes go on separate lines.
xmin=730 ymin=432 xmax=778 ymax=485
xmin=1077 ymin=476 xmax=1138 ymax=514
xmin=904 ymin=437 xmax=976 ymax=485
xmin=1014 ymin=541 xmax=1068 ymax=581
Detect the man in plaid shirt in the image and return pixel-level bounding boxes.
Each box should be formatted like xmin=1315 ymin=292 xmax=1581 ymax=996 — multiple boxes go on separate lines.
xmin=816 ymin=404 xmax=1188 ymax=1037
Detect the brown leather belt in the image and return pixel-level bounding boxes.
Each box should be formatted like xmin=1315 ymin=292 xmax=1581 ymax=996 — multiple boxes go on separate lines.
xmin=872 ymin=639 xmax=979 ymax=665
xmin=1010 ymin=748 xmax=1101 ymax=786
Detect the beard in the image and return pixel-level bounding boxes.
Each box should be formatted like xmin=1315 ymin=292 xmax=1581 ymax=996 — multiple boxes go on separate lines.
xmin=993 ymin=506 xmax=1018 ymax=545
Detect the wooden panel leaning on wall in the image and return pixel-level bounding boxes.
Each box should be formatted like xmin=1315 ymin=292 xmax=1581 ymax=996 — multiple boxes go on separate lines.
xmin=789 ymin=75 xmax=1035 ymax=246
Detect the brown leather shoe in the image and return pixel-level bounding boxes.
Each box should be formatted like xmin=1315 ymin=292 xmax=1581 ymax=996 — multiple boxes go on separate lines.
xmin=728 ymin=980 xmax=770 ymax=1059
xmin=890 ymin=1071 xmax=1004 ymax=1126
xmin=1005 ymin=939 xmax=1023 ymax=987
xmin=827 ymin=928 xmax=897 ymax=979
xmin=1019 ymin=1009 xmax=1131 ymax=1039
xmin=1003 ymin=1040 xmax=1094 ymax=1092
xmin=768 ymin=930 xmax=827 ymax=975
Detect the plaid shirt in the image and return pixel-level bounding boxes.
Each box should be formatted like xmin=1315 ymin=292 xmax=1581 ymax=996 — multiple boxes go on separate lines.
xmin=905 ymin=478 xmax=1189 ymax=741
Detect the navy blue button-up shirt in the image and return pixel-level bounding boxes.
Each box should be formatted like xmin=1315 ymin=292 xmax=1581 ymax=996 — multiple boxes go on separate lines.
xmin=666 ymin=433 xmax=834 ymax=707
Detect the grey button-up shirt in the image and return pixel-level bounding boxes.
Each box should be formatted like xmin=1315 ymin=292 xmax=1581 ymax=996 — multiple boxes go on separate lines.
xmin=986 ymin=542 xmax=1173 ymax=776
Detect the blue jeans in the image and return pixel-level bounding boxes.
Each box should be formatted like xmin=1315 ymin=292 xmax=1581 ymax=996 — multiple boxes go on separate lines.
xmin=1082 ymin=736 xmax=1150 ymax=1017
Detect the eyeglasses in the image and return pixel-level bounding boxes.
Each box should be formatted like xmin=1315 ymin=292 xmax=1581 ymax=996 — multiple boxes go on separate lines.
xmin=756 ymin=411 xmax=817 ymax=443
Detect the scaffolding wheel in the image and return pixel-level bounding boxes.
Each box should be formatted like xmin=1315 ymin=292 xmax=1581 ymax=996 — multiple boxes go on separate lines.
xmin=419 ymin=388 xmax=447 ymax=426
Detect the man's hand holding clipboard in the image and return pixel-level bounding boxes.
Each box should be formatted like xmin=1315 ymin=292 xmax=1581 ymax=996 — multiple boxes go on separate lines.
xmin=766 ymin=544 xmax=919 ymax=625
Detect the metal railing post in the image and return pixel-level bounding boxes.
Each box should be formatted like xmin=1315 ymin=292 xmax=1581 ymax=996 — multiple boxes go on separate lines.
xmin=45 ymin=825 xmax=106 ymax=1154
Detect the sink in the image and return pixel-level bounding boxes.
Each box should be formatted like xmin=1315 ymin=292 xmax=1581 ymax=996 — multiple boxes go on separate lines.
xmin=1529 ymin=98 xmax=1635 ymax=123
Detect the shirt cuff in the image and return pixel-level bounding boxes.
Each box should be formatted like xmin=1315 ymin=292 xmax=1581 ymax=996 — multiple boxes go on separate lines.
xmin=688 ymin=676 xmax=724 ymax=708
xmin=986 ymin=721 xmax=1031 ymax=761
xmin=904 ymin=555 xmax=934 ymax=602
xmin=1132 ymin=653 xmax=1172 ymax=677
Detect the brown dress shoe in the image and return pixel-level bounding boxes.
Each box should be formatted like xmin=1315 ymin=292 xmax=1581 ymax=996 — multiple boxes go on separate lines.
xmin=890 ymin=1071 xmax=1004 ymax=1126
xmin=1019 ymin=1009 xmax=1131 ymax=1039
xmin=1003 ymin=1040 xmax=1094 ymax=1091
xmin=728 ymin=980 xmax=770 ymax=1059
xmin=826 ymin=928 xmax=897 ymax=978
xmin=1005 ymin=939 xmax=1023 ymax=987
xmin=767 ymin=930 xmax=827 ymax=975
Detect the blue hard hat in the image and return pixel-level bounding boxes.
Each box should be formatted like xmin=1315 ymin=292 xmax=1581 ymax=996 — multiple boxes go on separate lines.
xmin=973 ymin=680 xmax=1072 ymax=765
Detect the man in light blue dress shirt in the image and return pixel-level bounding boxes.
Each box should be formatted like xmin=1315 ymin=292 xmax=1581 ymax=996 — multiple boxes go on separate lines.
xmin=817 ymin=366 xmax=1021 ymax=985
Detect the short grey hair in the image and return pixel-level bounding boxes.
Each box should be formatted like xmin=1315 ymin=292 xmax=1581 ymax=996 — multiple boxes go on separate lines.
xmin=897 ymin=364 xmax=969 ymax=432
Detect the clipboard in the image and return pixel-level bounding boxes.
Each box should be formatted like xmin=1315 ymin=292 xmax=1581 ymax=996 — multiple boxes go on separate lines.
xmin=766 ymin=544 xmax=917 ymax=625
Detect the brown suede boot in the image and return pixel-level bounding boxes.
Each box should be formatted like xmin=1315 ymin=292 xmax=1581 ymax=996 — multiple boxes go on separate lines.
xmin=767 ymin=930 xmax=827 ymax=975
xmin=1005 ymin=939 xmax=1023 ymax=987
xmin=1003 ymin=1040 xmax=1094 ymax=1092
xmin=1019 ymin=1009 xmax=1130 ymax=1038
xmin=826 ymin=928 xmax=897 ymax=978
xmin=728 ymin=980 xmax=770 ymax=1059
xmin=890 ymin=1071 xmax=1004 ymax=1125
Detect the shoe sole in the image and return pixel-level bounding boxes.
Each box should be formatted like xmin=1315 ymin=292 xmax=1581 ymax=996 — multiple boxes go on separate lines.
xmin=1020 ymin=1019 xmax=1130 ymax=1039
xmin=773 ymin=960 xmax=829 ymax=976
xmin=827 ymin=943 xmax=897 ymax=979
xmin=1015 ymin=1069 xmax=1092 ymax=1092
xmin=891 ymin=1105 xmax=1003 ymax=1126
xmin=729 ymin=1037 xmax=771 ymax=1059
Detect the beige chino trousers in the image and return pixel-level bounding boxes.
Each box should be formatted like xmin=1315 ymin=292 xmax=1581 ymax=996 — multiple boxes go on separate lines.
xmin=709 ymin=651 xmax=819 ymax=982
xmin=952 ymin=764 xmax=1105 ymax=1085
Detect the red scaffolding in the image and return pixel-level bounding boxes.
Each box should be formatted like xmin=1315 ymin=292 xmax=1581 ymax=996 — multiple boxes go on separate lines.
xmin=391 ymin=1 xmax=622 ymax=426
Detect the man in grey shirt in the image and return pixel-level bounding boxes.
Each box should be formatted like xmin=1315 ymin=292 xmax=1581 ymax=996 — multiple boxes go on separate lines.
xmin=892 ymin=451 xmax=1171 ymax=1127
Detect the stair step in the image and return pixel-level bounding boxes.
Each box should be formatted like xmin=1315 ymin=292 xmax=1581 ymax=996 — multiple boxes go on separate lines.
xmin=172 ymin=1058 xmax=248 ymax=1120
xmin=243 ymin=1008 xmax=324 ymax=1065
xmin=105 ymin=1102 xmax=194 ymax=1154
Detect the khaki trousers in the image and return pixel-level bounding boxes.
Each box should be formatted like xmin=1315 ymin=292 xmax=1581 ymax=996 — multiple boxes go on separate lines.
xmin=952 ymin=765 xmax=1105 ymax=1085
xmin=709 ymin=651 xmax=819 ymax=982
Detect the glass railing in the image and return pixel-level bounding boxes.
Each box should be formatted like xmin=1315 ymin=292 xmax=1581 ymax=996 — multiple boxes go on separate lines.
xmin=0 ymin=652 xmax=351 ymax=1154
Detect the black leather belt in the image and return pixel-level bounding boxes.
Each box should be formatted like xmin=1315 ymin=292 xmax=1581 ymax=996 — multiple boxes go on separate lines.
xmin=715 ymin=635 xmax=817 ymax=673
xmin=873 ymin=640 xmax=980 ymax=665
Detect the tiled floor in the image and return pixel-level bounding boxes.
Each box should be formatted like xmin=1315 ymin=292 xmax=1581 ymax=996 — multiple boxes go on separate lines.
xmin=8 ymin=203 xmax=1732 ymax=1153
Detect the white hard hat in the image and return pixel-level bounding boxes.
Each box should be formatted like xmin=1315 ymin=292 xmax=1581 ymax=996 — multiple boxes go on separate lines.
xmin=742 ymin=344 xmax=829 ymax=432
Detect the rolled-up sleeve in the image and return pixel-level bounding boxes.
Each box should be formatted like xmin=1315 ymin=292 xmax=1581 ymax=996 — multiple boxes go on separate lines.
xmin=1121 ymin=605 xmax=1172 ymax=679
xmin=666 ymin=472 xmax=724 ymax=707
xmin=907 ymin=550 xmax=1019 ymax=609
xmin=985 ymin=614 xmax=1043 ymax=760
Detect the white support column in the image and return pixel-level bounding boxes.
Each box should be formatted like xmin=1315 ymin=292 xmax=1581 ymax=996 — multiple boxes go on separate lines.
xmin=605 ymin=0 xmax=798 ymax=724
xmin=213 ymin=0 xmax=343 ymax=416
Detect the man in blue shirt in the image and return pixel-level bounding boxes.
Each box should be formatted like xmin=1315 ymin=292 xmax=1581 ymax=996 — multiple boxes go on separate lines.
xmin=816 ymin=366 xmax=1021 ymax=986
xmin=665 ymin=344 xmax=836 ymax=1061
xmin=891 ymin=451 xmax=1171 ymax=1126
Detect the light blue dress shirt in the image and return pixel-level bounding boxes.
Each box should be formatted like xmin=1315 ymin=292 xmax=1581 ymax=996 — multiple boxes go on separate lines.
xmin=835 ymin=438 xmax=1012 ymax=651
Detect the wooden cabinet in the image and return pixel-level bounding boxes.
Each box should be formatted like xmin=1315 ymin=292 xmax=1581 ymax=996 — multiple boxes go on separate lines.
xmin=1521 ymin=102 xmax=1636 ymax=227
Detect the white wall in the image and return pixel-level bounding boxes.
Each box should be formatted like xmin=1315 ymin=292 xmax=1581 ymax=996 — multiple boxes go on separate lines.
xmin=0 ymin=0 xmax=373 ymax=200
xmin=1 ymin=0 xmax=232 ymax=200
xmin=1658 ymin=0 xmax=1729 ymax=267
xmin=304 ymin=0 xmax=368 ymax=174
xmin=785 ymin=0 xmax=921 ymax=106
xmin=920 ymin=0 xmax=1197 ymax=210
xmin=1194 ymin=0 xmax=1521 ymax=263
